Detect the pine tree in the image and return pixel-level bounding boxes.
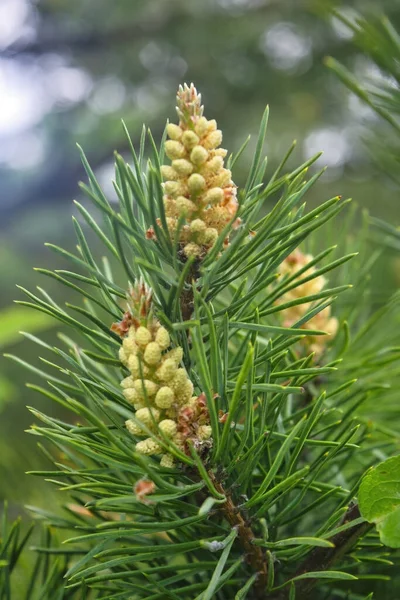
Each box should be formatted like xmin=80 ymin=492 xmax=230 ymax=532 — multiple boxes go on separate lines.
xmin=2 ymin=83 xmax=400 ymax=600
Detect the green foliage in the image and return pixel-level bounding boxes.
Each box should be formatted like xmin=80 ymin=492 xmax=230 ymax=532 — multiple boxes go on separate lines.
xmin=2 ymin=89 xmax=400 ymax=600
xmin=0 ymin=503 xmax=86 ymax=600
xmin=326 ymin=9 xmax=400 ymax=186
xmin=359 ymin=456 xmax=400 ymax=549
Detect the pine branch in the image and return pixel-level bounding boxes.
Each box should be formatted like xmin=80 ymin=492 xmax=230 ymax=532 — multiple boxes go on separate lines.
xmin=7 ymin=82 xmax=400 ymax=599
xmin=179 ymin=251 xmax=202 ymax=321
xmin=209 ymin=471 xmax=269 ymax=599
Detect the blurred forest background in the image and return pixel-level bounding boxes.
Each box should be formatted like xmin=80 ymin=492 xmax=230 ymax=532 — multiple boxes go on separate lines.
xmin=1 ymin=0 xmax=399 ymax=514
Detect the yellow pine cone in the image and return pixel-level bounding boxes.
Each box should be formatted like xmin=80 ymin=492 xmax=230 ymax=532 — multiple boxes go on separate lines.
xmin=198 ymin=425 xmax=212 ymax=440
xmin=160 ymin=453 xmax=175 ymax=468
xmin=158 ymin=419 xmax=178 ymax=438
xmin=276 ymin=250 xmax=338 ymax=357
xmin=157 ymin=83 xmax=240 ymax=259
xmin=119 ymin=318 xmax=212 ymax=465
xmin=155 ymin=386 xmax=175 ymax=409
xmin=135 ymin=326 xmax=153 ymax=347
xmin=135 ymin=438 xmax=162 ymax=456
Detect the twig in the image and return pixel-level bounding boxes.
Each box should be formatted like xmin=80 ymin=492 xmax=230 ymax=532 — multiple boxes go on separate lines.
xmin=209 ymin=471 xmax=269 ymax=599
xmin=179 ymin=251 xmax=202 ymax=321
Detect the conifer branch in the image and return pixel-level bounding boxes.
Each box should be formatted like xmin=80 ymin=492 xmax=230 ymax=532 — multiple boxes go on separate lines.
xmin=6 ymin=80 xmax=399 ymax=599
xmin=209 ymin=471 xmax=269 ymax=599
xmin=179 ymin=250 xmax=202 ymax=321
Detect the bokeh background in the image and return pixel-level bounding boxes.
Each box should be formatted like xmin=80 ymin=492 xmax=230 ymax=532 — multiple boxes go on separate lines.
xmin=1 ymin=0 xmax=399 ymax=511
